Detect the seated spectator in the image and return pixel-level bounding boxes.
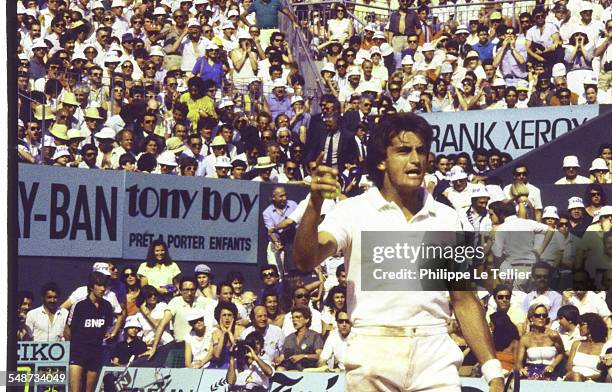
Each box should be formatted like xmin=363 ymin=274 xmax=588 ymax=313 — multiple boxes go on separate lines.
xmin=240 ymin=305 xmax=285 ymax=366
xmin=321 ymin=285 xmax=347 ymax=337
xmin=490 ymin=311 xmax=520 ymax=373
xmin=226 ymin=331 xmax=274 ymax=391
xmin=136 ymin=285 xmax=174 ymax=349
xmin=515 ymin=303 xmax=565 ymax=380
xmin=450 ymin=318 xmax=478 ymax=376
xmin=565 ymin=313 xmax=608 ymax=381
xmin=184 ymin=309 xmax=214 ymax=369
xmin=111 ymin=316 xmax=147 ymax=366
xmin=277 ymin=305 xmax=324 ymax=371
xmin=555 ymin=155 xmax=591 ymax=184
xmin=282 ymin=286 xmax=323 ymax=335
xmin=211 ymin=301 xmax=245 ymax=369
xmin=227 ymin=271 xmax=256 ymax=315
xmin=318 ymin=311 xmax=351 ymax=371
xmin=551 ymin=304 xmax=582 ymax=354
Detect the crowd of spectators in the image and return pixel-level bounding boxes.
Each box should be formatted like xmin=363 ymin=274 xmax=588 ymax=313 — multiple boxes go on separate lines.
xmin=13 ymin=0 xmax=612 ymax=391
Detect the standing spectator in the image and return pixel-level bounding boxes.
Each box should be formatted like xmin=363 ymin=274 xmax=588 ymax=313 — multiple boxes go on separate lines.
xmin=503 ymin=164 xmax=543 ymax=221
xmin=263 ymin=290 xmax=285 ymax=328
xmin=241 ymin=0 xmax=298 ymax=50
xmin=122 ymin=266 xmax=141 ymax=316
xmin=137 ymin=239 xmax=181 ymax=299
xmin=387 ymin=0 xmax=421 ymax=68
xmin=137 ymin=285 xmax=174 ymax=349
xmin=26 ymin=282 xmax=68 ymax=342
xmin=194 ymin=264 xmax=217 ymax=300
xmin=65 ymin=272 xmax=115 ymax=392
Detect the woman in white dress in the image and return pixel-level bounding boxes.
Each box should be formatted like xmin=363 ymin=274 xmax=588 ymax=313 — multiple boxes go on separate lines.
xmin=326 ymin=5 xmax=353 ymax=44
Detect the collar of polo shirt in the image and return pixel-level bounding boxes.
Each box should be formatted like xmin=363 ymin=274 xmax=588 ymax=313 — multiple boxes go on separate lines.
xmin=366 ymin=187 xmax=437 ymax=217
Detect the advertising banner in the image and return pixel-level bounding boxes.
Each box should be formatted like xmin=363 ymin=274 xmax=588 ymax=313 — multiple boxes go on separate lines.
xmin=16 ymin=341 xmax=70 ymax=391
xmin=17 ymin=164 xmax=124 ymax=257
xmin=122 ymin=173 xmax=260 ymax=262
xmin=421 ymin=105 xmax=600 ymax=157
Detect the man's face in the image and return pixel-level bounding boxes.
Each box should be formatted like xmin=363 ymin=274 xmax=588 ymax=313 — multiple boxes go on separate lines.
xmin=174 ymin=125 xmax=188 ymax=140
xmin=437 ymin=158 xmax=450 ymax=174
xmin=494 ymin=290 xmax=511 ymax=311
xmin=569 ymin=207 xmax=583 ymax=220
xmin=268 ymin=145 xmax=281 ymax=163
xmin=219 ymin=285 xmax=233 ymax=302
xmin=338 ymin=270 xmax=347 ymax=286
xmin=26 ymin=123 xmax=42 ymax=142
xmin=189 ymin=137 xmax=202 ymax=155
xmin=215 ymin=166 xmax=230 ymax=178
xmin=513 ymin=167 xmax=528 ymax=183
xmin=180 ymin=281 xmax=196 ymax=303
xmin=362 ymin=61 xmax=373 ymax=77
xmin=452 ymin=178 xmax=467 ymax=192
xmin=142 ymin=115 xmax=156 ymax=132
xmin=253 ymin=306 xmax=268 ymax=329
xmin=273 ymin=86 xmax=286 ymax=99
xmin=196 ymin=273 xmax=210 ymax=289
xmin=261 ymin=268 xmax=279 ymax=286
xmin=272 ymin=187 xmax=287 ymax=208
xmin=484 ymin=65 xmax=496 ymax=80
xmin=83 ymin=148 xmax=97 ymax=165
xmin=532 ymin=267 xmax=550 ymax=290
xmin=336 ymin=311 xmax=352 ymax=337
xmin=293 ymin=288 xmax=310 ymax=306
xmin=600 ymin=148 xmax=611 ymax=162
xmin=119 ymin=132 xmax=133 ymax=151
xmin=563 ymin=166 xmax=578 ymax=179
xmin=277 ymin=130 xmax=290 ymax=146
xmin=381 ymin=132 xmax=427 ymax=192
xmin=580 ymin=10 xmax=592 ymax=24
xmin=91 ymin=283 xmax=106 ymax=299
xmin=389 ymin=84 xmax=401 ymax=99
xmin=284 ymin=162 xmax=298 ymax=179
xmin=478 ymin=30 xmax=489 ymax=44
xmin=558 ymin=218 xmax=570 ymax=235
xmin=20 ymin=297 xmax=32 ymax=313
xmin=43 ymin=290 xmax=59 ymax=312
xmin=264 ymin=295 xmax=278 ymax=314
xmin=232 ymin=165 xmax=245 ymax=179
xmin=505 ymin=90 xmax=518 ymax=107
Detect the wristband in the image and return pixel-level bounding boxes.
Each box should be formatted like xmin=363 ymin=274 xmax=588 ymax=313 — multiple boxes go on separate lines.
xmin=481 ymin=359 xmax=504 ymax=384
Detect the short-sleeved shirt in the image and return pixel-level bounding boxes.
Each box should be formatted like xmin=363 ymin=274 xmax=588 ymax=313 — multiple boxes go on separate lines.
xmin=526 ymin=23 xmax=559 ymax=49
xmin=69 ymin=286 xmax=122 ymax=315
xmin=67 ymin=297 xmax=114 ymax=353
xmin=240 ymin=325 xmax=285 ymax=362
xmin=167 ymin=296 xmax=216 ymax=342
xmin=319 ymin=330 xmax=348 ymax=370
xmin=319 ymin=187 xmax=460 ymax=328
xmin=137 ymin=262 xmax=181 ymax=289
xmin=282 ymin=329 xmax=324 ymax=369
xmin=248 ymin=0 xmax=283 ymax=29
xmin=184 ymin=329 xmax=213 ymax=366
xmin=491 ymin=216 xmax=550 ymax=264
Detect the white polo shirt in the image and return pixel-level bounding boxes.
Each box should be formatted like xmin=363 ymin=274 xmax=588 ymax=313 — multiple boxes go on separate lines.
xmin=320 ymin=329 xmax=348 ymax=370
xmin=240 ymin=324 xmax=285 ymax=363
xmin=492 ymin=216 xmax=550 ymax=265
xmin=319 ymin=187 xmax=461 ymax=328
xmin=503 ymin=183 xmax=543 ymax=210
xmin=25 ymin=306 xmax=69 ymax=342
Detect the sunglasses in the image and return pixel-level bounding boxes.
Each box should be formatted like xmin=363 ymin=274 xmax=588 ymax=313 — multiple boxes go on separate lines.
xmin=533 ymin=313 xmax=548 ymax=319
xmin=124 ymin=272 xmax=136 ymax=278
xmin=496 ymin=295 xmax=511 ymax=300
xmin=337 ymin=319 xmax=351 ymax=324
xmin=558 ymin=221 xmax=569 ymax=227
xmin=191 ymin=142 xmax=202 ymax=147
xmin=262 ymin=272 xmax=278 ymax=278
xmin=591 ymin=192 xmax=601 ymax=196
xmin=514 ymin=171 xmax=527 ymax=176
xmin=533 ymin=274 xmax=548 ymax=279
xmin=294 ymin=293 xmax=309 ymax=299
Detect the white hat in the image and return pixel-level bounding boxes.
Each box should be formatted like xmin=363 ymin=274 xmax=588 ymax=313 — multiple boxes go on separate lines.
xmin=422 ymin=42 xmax=436 ymax=52
xmin=445 ymin=54 xmax=458 ymax=62
xmin=321 ymin=62 xmax=336 ymax=74
xmin=347 ymin=67 xmax=361 ymax=77
xmin=551 ymin=63 xmax=567 ymax=78
xmin=373 ymin=31 xmax=385 ymax=40
xmin=214 ymin=155 xmax=233 ymax=168
xmin=186 ymin=309 xmax=206 ymax=323
xmin=449 ymin=165 xmax=468 ymax=181
xmin=369 ymin=46 xmax=382 ymax=57
xmin=254 ymin=156 xmax=276 ymax=169
xmin=67 ymin=128 xmax=84 ymax=140
xmin=72 ymin=51 xmax=87 ymax=61
xmin=32 ymin=39 xmax=48 ymax=50
xmin=227 ymin=10 xmax=239 ymax=17
xmin=194 ymin=264 xmax=212 ymax=275
xmin=589 ymin=158 xmax=608 ymax=171
xmin=92 ymin=261 xmax=111 ymax=276
xmin=272 ymin=79 xmax=287 ymax=89
xmin=364 ymin=23 xmax=376 ymax=32
xmin=124 ymin=316 xmax=142 ymax=329
xmin=206 ymin=41 xmax=219 ymax=50
xmin=91 ymin=1 xmax=105 ymax=9
xmin=111 ymin=0 xmax=125 ymax=8
xmin=210 ymin=135 xmax=227 ymax=147
xmin=105 ymin=115 xmax=126 ymax=133
xmin=492 ymin=78 xmax=506 ymax=87
xmin=542 ymin=206 xmax=559 ymax=220
xmin=218 ymin=96 xmax=235 ymax=109
xmin=221 ymin=20 xmax=235 ymax=30
xmin=516 ymin=79 xmax=530 ymax=91
xmin=43 ymin=135 xmax=56 ymax=148
xmin=413 ymin=74 xmax=427 ymax=85
xmin=291 ymin=95 xmax=304 ymax=105
xmin=194 ymin=0 xmax=209 ymax=4
xmin=153 ymin=7 xmax=167 ymax=15
xmin=104 ymin=53 xmax=121 ymax=64
xmin=187 ymin=18 xmax=201 ymax=28
xmin=237 ymin=30 xmax=251 ymax=40
xmin=567 ymin=196 xmax=585 ymax=210
xmin=455 ymin=25 xmax=469 ymax=34
xmin=440 ymin=63 xmax=453 ymax=74
xmin=17 ymin=3 xmax=26 ymax=14
xmin=380 ymin=42 xmax=393 ymax=57
xmin=562 ymin=155 xmax=580 ymax=168
xmin=407 ymin=91 xmax=421 ymax=102
xmin=583 ymin=74 xmax=598 ymax=85
xmin=150 ymin=46 xmax=165 ymax=57
xmin=52 ymin=148 xmax=71 ymax=161
xmin=94 ymin=127 xmax=116 ymax=140
xmin=157 ymin=151 xmax=178 ymax=166
xmin=401 ymin=55 xmax=414 ymax=65
xmin=471 ymin=185 xmax=490 ymax=199
xmin=599 ymin=205 xmax=612 ymax=218
xmin=592 ymin=210 xmax=601 ymax=224
xmin=580 ymin=1 xmax=594 ymax=12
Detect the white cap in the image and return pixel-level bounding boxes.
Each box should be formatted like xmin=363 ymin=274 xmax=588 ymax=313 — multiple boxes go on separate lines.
xmin=542 ymin=206 xmax=559 ymax=220
xmin=471 ymin=184 xmax=490 ymax=199
xmin=455 ymin=25 xmax=469 ymax=34
xmin=32 ymin=39 xmax=48 ymax=50
xmin=551 ymin=63 xmax=567 ymax=78
xmin=94 ymin=127 xmax=116 ymax=140
xmin=445 ymin=54 xmax=458 ymax=62
xmin=187 ymin=18 xmax=201 ymax=28
xmin=592 ymin=210 xmax=601 ymax=224
xmin=43 ymin=135 xmax=56 ymax=148
xmin=562 ymin=155 xmax=580 ymax=168
xmin=186 ymin=308 xmax=206 ymax=322
xmin=321 ymin=62 xmax=336 ymax=74
xmin=206 ymin=41 xmax=219 ymax=50
xmin=567 ymin=196 xmax=585 ymax=210
xmin=153 ymin=7 xmax=167 ymax=15
xmin=272 ymin=79 xmax=287 ymax=89
xmin=150 ymin=46 xmax=165 ymax=57
xmin=52 ymin=148 xmax=71 ymax=161
xmin=17 ymin=2 xmax=26 ymax=14
xmin=92 ymin=261 xmax=111 ymax=276
xmin=111 ymin=0 xmax=125 ymax=8
xmin=401 ymin=55 xmax=414 ymax=65
xmin=449 ymin=165 xmax=468 ymax=181
xmin=413 ymin=74 xmax=427 ymax=85
xmin=214 ymin=155 xmax=233 ymax=168
xmin=228 ymin=10 xmax=239 ymax=17
xmin=105 ymin=115 xmax=126 ymax=133
xmin=380 ymin=42 xmax=393 ymax=57
xmin=580 ymin=1 xmax=594 ymax=12
xmin=599 ymin=205 xmax=612 ymax=218
xmin=72 ymin=51 xmax=87 ymax=61
xmin=589 ymin=158 xmax=608 ymax=171
xmin=492 ymin=78 xmax=506 ymax=87
xmin=364 ymin=23 xmax=376 ymax=32
xmin=422 ymin=42 xmax=436 ymax=52
xmin=291 ymin=95 xmax=304 ymax=105
xmin=194 ymin=0 xmax=209 ymax=4
xmin=91 ymin=1 xmax=105 ymax=9
xmin=373 ymin=31 xmax=385 ymax=40
xmin=157 ymin=150 xmax=178 ymax=166
xmin=221 ymin=20 xmax=235 ymax=30
xmin=124 ymin=316 xmax=142 ymax=329
xmin=237 ymin=30 xmax=251 ymax=40
xmin=218 ymin=96 xmax=235 ymax=109
xmin=407 ymin=91 xmax=421 ymax=102
xmin=347 ymin=67 xmax=361 ymax=77
xmin=104 ymin=53 xmax=121 ymax=64
xmin=440 ymin=63 xmax=453 ymax=74
xmin=583 ymin=74 xmax=598 ymax=85
xmin=369 ymin=46 xmax=382 ymax=56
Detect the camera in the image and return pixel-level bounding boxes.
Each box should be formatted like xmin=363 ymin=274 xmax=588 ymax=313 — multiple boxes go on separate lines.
xmin=230 ymin=341 xmax=249 ymax=358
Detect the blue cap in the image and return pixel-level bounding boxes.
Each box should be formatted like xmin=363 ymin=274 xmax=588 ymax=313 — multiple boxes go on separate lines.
xmin=121 ymin=33 xmax=134 ymax=42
